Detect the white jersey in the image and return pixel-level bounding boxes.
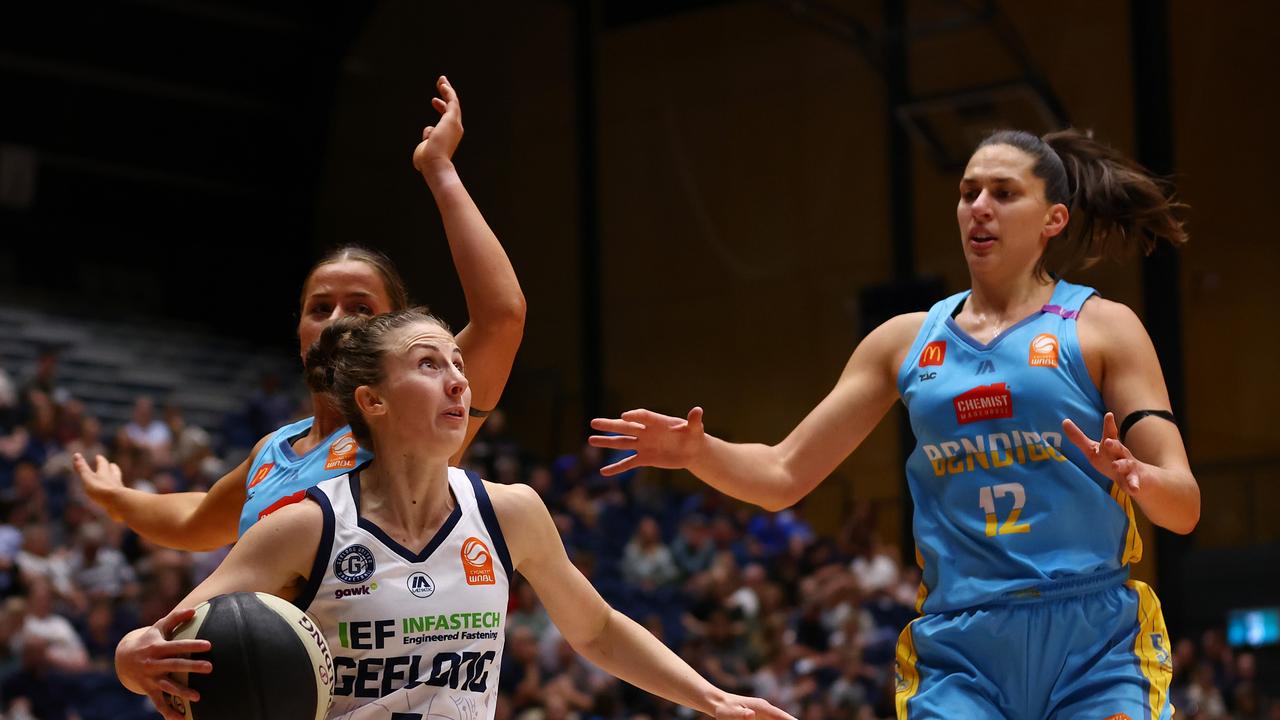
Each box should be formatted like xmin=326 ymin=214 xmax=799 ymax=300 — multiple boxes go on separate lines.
xmin=296 ymin=465 xmax=511 ymax=720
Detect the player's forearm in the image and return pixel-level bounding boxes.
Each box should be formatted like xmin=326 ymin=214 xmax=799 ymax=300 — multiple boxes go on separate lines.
xmin=110 ymin=490 xmax=231 ymax=551
xmin=1134 ymin=466 xmax=1200 ymax=535
xmin=688 ymin=435 xmax=800 ymax=511
xmin=422 ymin=161 xmax=526 ymax=329
xmin=574 ymin=609 xmax=728 ymax=716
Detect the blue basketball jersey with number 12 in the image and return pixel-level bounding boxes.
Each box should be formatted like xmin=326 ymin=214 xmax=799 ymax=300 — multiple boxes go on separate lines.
xmin=238 ymin=417 xmax=375 ymax=537
xmin=896 ymin=280 xmax=1140 ymax=614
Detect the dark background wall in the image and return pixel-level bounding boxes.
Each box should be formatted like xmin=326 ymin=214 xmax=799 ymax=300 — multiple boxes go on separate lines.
xmin=2 ymin=0 xmax=1278 ymax=620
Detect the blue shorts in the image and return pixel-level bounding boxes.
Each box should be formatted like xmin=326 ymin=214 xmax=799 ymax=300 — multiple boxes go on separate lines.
xmin=894 ymin=570 xmax=1173 ymax=720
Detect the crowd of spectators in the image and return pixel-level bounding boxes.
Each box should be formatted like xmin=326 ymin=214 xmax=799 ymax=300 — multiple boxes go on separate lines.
xmin=0 ymin=350 xmax=1274 ymax=720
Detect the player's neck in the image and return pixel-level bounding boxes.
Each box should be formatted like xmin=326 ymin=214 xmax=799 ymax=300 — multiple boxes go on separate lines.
xmin=360 ymin=449 xmax=454 ymax=546
xmin=309 ymin=394 xmax=346 ymax=438
xmin=966 ymin=272 xmax=1056 ymax=320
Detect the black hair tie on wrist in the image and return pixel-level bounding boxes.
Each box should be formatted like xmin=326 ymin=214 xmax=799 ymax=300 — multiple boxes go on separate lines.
xmin=469 ymin=406 xmax=493 ymax=419
xmin=1119 ymin=409 xmax=1176 ymax=443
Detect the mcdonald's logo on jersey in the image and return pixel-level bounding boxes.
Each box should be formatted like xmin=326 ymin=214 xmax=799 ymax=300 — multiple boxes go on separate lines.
xmin=919 ymin=341 xmax=947 ymax=368
xmin=325 ymin=432 xmax=359 ymax=470
xmin=461 ymin=537 xmax=496 ymax=586
xmin=248 ymin=462 xmax=274 ymax=489
xmin=1029 ymin=333 xmax=1059 ymax=368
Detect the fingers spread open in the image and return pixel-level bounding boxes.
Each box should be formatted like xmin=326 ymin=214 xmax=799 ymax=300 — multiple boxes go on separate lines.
xmin=590 ymin=418 xmax=645 ymax=434
xmin=599 ymin=454 xmax=639 ymax=477
xmin=588 ymin=435 xmax=636 ymax=450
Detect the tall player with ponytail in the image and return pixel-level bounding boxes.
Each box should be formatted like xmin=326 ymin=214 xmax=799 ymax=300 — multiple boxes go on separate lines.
xmin=113 ymin=310 xmax=794 ymax=720
xmin=74 ymin=76 xmax=526 ymax=549
xmin=590 ymin=130 xmax=1199 ymax=719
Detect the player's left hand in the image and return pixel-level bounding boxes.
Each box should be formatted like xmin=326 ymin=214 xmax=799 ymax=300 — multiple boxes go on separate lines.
xmin=712 ymin=694 xmax=797 ymax=720
xmin=413 ymin=75 xmax=463 ymax=176
xmin=1062 ymin=412 xmax=1150 ymax=496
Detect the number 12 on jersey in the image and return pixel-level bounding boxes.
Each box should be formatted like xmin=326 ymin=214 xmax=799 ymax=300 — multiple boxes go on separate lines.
xmin=979 ymin=483 xmax=1031 ymax=537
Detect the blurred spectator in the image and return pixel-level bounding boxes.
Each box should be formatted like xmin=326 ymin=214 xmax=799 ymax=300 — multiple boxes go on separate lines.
xmin=13 ymin=578 xmax=87 ymax=673
xmin=67 ymin=522 xmax=136 ymax=603
xmin=20 ymin=349 xmax=70 ymax=417
xmin=1 ymin=462 xmax=47 ymax=526
xmin=622 ymin=516 xmax=679 ymax=592
xmin=15 ymin=522 xmax=73 ymax=600
xmin=123 ymin=396 xmax=171 ymax=465
xmin=671 ymin=514 xmax=715 ymax=580
xmin=165 ymin=404 xmax=211 ymax=473
xmin=2 ymin=634 xmax=77 ymax=720
xmin=1186 ymin=660 xmax=1229 ymax=719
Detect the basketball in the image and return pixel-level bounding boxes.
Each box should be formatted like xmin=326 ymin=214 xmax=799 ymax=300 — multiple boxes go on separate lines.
xmin=164 ymin=592 xmax=334 ymax=720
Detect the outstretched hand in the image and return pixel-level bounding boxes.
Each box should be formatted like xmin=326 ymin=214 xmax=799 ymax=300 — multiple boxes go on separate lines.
xmin=413 ymin=75 xmax=464 ymax=176
xmin=115 ymin=607 xmax=213 ymax=720
xmin=713 ymin=693 xmax=797 ymax=720
xmin=588 ymin=407 xmax=706 ymax=476
xmin=73 ymin=452 xmax=124 ymax=520
xmin=1062 ymin=412 xmax=1149 ymax=496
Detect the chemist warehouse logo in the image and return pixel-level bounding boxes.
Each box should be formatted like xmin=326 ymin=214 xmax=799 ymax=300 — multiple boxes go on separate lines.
xmin=461 ymin=537 xmax=496 ymax=586
xmin=325 ymin=432 xmax=359 ymax=470
xmin=953 ymin=383 xmax=1013 ymax=425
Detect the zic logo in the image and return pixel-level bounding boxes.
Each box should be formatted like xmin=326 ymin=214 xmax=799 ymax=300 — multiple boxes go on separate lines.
xmin=335 ymin=545 xmax=375 ymax=584
xmin=1029 ymin=333 xmax=1059 ymax=367
xmin=919 ymin=341 xmax=946 ymax=368
xmin=407 ymin=572 xmax=436 ymax=598
xmin=976 ymin=359 xmax=995 ymax=375
xmin=462 ymin=537 xmax=496 ymax=586
xmin=325 ymin=432 xmax=359 ymax=470
xmin=248 ymin=463 xmax=274 ymax=489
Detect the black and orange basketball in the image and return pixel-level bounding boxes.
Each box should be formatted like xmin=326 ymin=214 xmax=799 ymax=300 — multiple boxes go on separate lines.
xmin=165 ymin=592 xmax=334 ymax=720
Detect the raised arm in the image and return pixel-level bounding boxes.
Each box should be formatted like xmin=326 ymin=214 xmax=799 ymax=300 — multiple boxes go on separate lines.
xmin=113 ymin=500 xmax=320 ymax=719
xmin=490 ymin=481 xmax=793 ymax=720
xmin=412 ymin=76 xmax=526 ymax=461
xmin=590 ymin=313 xmax=922 ymax=510
xmin=1063 ymin=299 xmax=1199 ymax=534
xmin=74 ymin=434 xmax=270 ymax=551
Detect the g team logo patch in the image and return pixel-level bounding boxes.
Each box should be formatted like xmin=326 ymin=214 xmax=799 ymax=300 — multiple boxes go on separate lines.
xmin=324 ymin=432 xmax=358 ymax=470
xmin=919 ymin=340 xmax=946 ymax=367
xmin=461 ymin=537 xmax=496 ymax=586
xmin=248 ymin=462 xmax=274 ymax=489
xmin=334 ymin=544 xmax=376 ymax=584
xmin=953 ymin=383 xmax=1014 ymax=425
xmin=1029 ymin=333 xmax=1059 ymax=367
xmin=1102 ymin=715 xmax=1133 ymax=720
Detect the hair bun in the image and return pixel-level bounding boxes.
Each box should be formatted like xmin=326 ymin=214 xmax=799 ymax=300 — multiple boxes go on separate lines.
xmin=304 ymin=316 xmax=369 ymax=394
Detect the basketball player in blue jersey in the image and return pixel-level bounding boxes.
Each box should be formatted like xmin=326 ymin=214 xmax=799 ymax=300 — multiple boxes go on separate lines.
xmin=590 ymin=129 xmax=1199 ymax=719
xmin=73 ymin=76 xmax=526 ymax=548
xmin=113 ymin=310 xmax=794 ymax=720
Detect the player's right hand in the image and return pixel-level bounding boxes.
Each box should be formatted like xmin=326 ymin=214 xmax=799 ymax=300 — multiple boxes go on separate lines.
xmin=115 ymin=607 xmax=212 ymax=720
xmin=588 ymin=407 xmax=707 ymax=476
xmin=712 ymin=693 xmax=797 ymax=720
xmin=73 ymin=453 xmax=125 ymax=520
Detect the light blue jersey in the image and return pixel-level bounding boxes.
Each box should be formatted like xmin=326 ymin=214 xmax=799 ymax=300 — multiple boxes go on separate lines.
xmin=892 ymin=280 xmax=1172 ymax=719
xmin=238 ymin=417 xmax=375 ymax=537
xmin=896 ymin=280 xmax=1140 ymax=614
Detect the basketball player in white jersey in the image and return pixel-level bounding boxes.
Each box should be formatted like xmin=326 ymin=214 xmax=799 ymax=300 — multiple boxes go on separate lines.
xmin=113 ymin=309 xmax=794 ymax=720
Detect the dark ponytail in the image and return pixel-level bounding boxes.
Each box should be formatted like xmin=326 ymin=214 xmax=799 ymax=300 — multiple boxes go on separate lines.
xmin=303 ymin=308 xmax=451 ymax=448
xmin=978 ymin=128 xmax=1188 ymax=279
